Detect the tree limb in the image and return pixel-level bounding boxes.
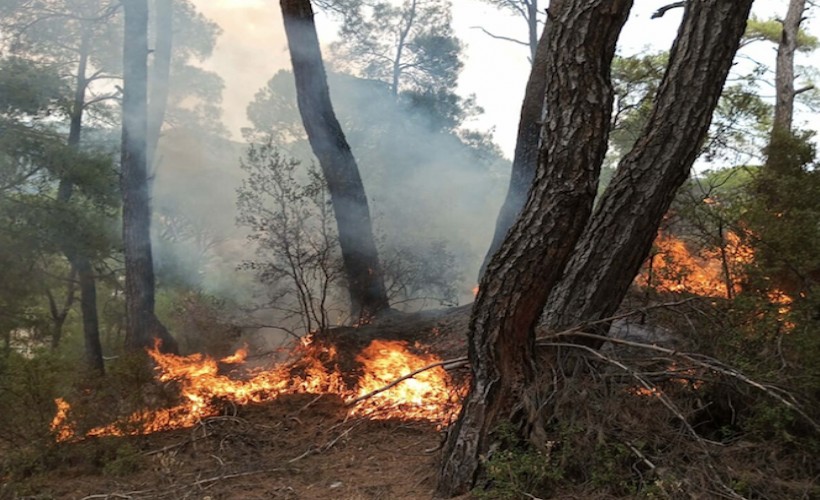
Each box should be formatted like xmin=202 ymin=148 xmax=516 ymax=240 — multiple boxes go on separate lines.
xmin=651 ymin=1 xmax=685 ymax=19
xmin=469 ymin=26 xmax=529 ymax=48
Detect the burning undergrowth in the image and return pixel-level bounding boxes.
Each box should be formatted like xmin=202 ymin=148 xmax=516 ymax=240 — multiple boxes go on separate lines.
xmin=51 ymin=332 xmax=465 ymax=443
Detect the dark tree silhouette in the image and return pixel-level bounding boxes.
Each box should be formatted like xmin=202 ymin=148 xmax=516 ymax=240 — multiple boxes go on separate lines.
xmin=121 ymin=0 xmax=178 ymax=353
xmin=280 ymin=0 xmax=390 ymax=321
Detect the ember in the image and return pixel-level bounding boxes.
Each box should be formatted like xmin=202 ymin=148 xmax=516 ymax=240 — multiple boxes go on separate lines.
xmin=51 ymin=337 xmax=461 ymax=442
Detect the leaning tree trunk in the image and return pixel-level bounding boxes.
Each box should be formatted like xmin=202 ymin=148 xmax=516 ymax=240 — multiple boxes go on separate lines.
xmin=436 ymin=1 xmax=633 ymax=495
xmin=121 ymin=0 xmax=178 ymax=353
xmin=146 ymin=0 xmax=172 ymax=171
xmin=56 ymin=25 xmax=105 ymax=374
xmin=280 ymin=0 xmax=390 ymax=321
xmin=543 ymin=0 xmax=754 ymax=342
xmin=479 ymin=19 xmax=549 ymax=279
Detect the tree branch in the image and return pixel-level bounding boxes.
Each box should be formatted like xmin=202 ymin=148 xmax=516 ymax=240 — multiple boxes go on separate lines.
xmin=469 ymin=26 xmax=529 ymax=47
xmin=651 ymin=1 xmax=686 ymax=19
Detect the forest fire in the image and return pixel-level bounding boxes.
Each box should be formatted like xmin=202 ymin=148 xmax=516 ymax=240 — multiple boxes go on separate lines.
xmin=51 ymin=337 xmax=461 ymax=442
xmin=637 ymin=231 xmax=754 ymax=297
xmin=350 ymin=340 xmax=461 ymax=420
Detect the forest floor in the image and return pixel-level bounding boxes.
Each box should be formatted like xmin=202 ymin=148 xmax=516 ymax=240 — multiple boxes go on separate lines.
xmin=19 ymin=395 xmax=449 ymax=499
xmin=2 ymin=307 xmax=476 ymax=500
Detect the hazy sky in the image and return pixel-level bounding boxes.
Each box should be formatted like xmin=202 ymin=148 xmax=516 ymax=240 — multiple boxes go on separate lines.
xmin=190 ymin=0 xmax=818 ymax=159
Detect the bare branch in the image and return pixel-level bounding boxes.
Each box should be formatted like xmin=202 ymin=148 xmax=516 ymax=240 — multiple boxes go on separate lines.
xmin=469 ymin=26 xmax=530 ymax=48
xmin=651 ymin=1 xmax=686 ymax=19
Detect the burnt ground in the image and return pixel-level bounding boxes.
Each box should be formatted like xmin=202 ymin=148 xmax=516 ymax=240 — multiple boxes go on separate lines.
xmin=16 ymin=395 xmax=447 ymax=500
xmin=1 ymin=307 xmax=474 ymax=500
xmin=5 ymin=299 xmax=817 ymax=499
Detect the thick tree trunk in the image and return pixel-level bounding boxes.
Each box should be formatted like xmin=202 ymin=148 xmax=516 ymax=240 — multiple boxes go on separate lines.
xmin=146 ymin=0 xmax=172 ymax=171
xmin=436 ymin=1 xmax=632 ymax=495
xmin=280 ymin=0 xmax=390 ymax=321
xmin=56 ymin=26 xmax=106 ymax=374
xmin=479 ymin=19 xmax=549 ymax=279
xmin=772 ymin=0 xmax=806 ymax=134
xmin=543 ymin=0 xmax=754 ymax=341
xmin=121 ymin=0 xmax=178 ymax=353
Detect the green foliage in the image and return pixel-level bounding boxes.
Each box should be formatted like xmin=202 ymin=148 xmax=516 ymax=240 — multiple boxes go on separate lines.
xmin=101 ymin=442 xmax=145 ymax=477
xmin=748 ymin=130 xmax=820 ymax=290
xmin=476 ymin=422 xmax=563 ymax=500
xmin=744 ymin=15 xmax=820 ymax=51
xmin=610 ymin=51 xmax=668 ymax=158
xmin=0 ymin=351 xmax=74 ymax=475
xmin=0 ymin=57 xmax=65 ymax=116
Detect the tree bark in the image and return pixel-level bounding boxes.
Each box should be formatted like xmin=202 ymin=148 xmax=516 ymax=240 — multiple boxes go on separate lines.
xmin=479 ymin=18 xmax=549 ymax=279
xmin=121 ymin=0 xmax=178 ymax=353
xmin=772 ymin=0 xmax=806 ymax=134
xmin=436 ymin=1 xmax=632 ymax=495
xmin=146 ymin=0 xmax=173 ymax=171
xmin=543 ymin=0 xmax=754 ymax=342
xmin=280 ymin=0 xmax=390 ymax=321
xmin=56 ymin=25 xmax=105 ymax=374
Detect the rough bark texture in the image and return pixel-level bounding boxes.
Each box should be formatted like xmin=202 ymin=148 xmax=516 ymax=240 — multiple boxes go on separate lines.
xmin=280 ymin=0 xmax=390 ymax=321
xmin=772 ymin=0 xmax=806 ymax=133
xmin=146 ymin=0 xmax=172 ymax=171
xmin=479 ymin=19 xmax=549 ymax=279
xmin=56 ymin=26 xmax=105 ymax=374
xmin=543 ymin=0 xmax=754 ymax=340
xmin=121 ymin=0 xmax=178 ymax=353
xmin=436 ymin=1 xmax=632 ymax=495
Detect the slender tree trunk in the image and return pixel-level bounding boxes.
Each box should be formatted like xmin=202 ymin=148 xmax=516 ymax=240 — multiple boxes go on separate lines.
xmin=121 ymin=0 xmax=178 ymax=353
xmin=391 ymin=0 xmax=416 ymax=97
xmin=74 ymin=258 xmax=105 ymax=372
xmin=772 ymin=0 xmax=806 ymax=134
xmin=436 ymin=1 xmax=632 ymax=495
xmin=280 ymin=0 xmax=390 ymax=321
xmin=146 ymin=0 xmax=172 ymax=171
xmin=56 ymin=26 xmax=105 ymax=374
xmin=479 ymin=18 xmax=549 ymax=279
xmin=543 ymin=0 xmax=753 ymax=342
xmin=527 ymin=0 xmax=538 ymax=61
xmin=46 ymin=273 xmax=76 ymax=349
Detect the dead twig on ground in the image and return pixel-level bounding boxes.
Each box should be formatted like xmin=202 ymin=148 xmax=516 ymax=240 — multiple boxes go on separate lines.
xmin=288 ymin=421 xmax=362 ymax=463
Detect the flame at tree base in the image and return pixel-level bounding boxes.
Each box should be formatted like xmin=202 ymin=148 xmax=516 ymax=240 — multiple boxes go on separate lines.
xmin=51 ymin=338 xmax=463 ymax=442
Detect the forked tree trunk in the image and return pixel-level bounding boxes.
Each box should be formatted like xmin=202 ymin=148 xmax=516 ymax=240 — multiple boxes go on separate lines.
xmin=479 ymin=19 xmax=549 ymax=279
xmin=280 ymin=0 xmax=390 ymax=321
xmin=542 ymin=0 xmax=754 ymax=341
xmin=121 ymin=0 xmax=178 ymax=353
xmin=436 ymin=1 xmax=633 ymax=495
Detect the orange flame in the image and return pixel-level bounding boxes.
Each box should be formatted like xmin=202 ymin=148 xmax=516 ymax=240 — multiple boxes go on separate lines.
xmin=52 ymin=337 xmax=461 ymax=442
xmin=637 ymin=231 xmax=754 ymax=297
xmin=350 ymin=340 xmax=461 ymax=421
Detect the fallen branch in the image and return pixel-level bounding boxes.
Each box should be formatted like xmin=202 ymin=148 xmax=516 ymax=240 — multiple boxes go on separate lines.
xmin=344 ymin=357 xmax=468 ymax=407
xmin=289 ymin=422 xmax=361 ymax=463
xmin=188 ymin=468 xmax=285 ymax=488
